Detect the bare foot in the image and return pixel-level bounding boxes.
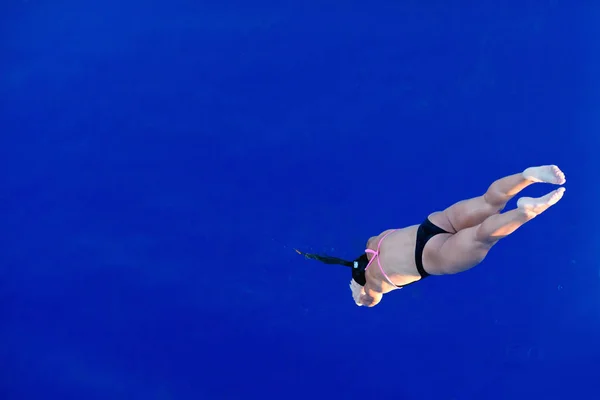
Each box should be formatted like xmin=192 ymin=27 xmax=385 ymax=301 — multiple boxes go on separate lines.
xmin=517 ymin=187 xmax=566 ymax=217
xmin=522 ymin=165 xmax=566 ymax=184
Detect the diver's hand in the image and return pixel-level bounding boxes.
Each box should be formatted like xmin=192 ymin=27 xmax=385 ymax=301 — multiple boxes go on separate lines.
xmin=350 ymin=279 xmax=365 ymax=306
xmin=359 ymin=292 xmax=375 ymax=307
xmin=359 ymin=282 xmax=383 ymax=307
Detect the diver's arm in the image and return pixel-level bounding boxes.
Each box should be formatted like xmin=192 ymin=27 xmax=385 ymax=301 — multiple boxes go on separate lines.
xmin=360 ymin=281 xmax=382 ymax=307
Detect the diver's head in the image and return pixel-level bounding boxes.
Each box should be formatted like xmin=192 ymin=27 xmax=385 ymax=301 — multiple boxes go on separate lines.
xmin=296 ymin=249 xmax=370 ymax=306
xmin=351 ymin=253 xmax=369 ymax=286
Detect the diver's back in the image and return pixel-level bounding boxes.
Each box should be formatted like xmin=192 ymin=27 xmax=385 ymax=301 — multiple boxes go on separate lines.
xmin=367 ymin=225 xmax=423 ymax=288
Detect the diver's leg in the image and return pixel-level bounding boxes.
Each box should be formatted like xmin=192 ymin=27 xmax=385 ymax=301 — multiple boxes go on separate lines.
xmin=429 ymin=165 xmax=566 ymax=232
xmin=425 ymin=187 xmax=565 ymax=275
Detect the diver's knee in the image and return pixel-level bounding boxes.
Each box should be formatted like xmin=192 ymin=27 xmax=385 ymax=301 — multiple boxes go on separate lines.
xmin=483 ymin=190 xmax=508 ymax=211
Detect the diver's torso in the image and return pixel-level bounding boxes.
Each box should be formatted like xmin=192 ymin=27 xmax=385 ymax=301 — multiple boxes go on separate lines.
xmin=365 ymin=225 xmax=423 ymax=292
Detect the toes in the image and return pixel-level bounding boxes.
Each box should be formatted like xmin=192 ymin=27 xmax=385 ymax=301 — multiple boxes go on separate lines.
xmin=551 ymin=165 xmax=566 ymax=184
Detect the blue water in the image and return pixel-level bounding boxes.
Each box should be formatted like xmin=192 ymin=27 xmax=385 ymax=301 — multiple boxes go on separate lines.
xmin=2 ymin=1 xmax=599 ymax=399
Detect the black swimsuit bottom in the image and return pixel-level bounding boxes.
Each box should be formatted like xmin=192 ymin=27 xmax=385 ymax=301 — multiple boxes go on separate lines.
xmin=414 ymin=217 xmax=449 ymax=279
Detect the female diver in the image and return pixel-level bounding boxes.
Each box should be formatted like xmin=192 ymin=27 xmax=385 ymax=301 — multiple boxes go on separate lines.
xmin=297 ymin=165 xmax=566 ymax=307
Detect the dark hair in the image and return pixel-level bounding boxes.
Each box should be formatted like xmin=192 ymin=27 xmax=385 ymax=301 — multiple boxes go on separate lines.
xmin=295 ymin=249 xmax=369 ymax=286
